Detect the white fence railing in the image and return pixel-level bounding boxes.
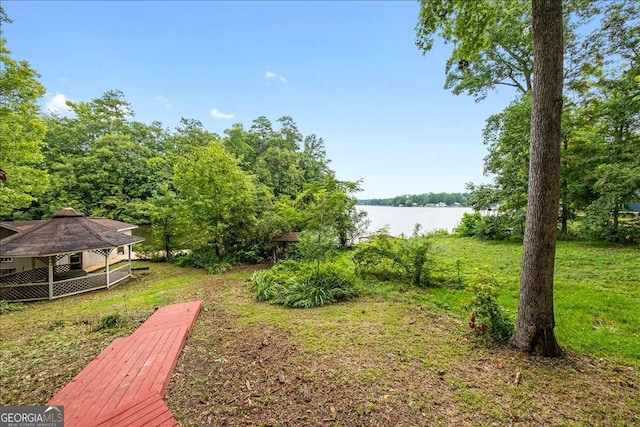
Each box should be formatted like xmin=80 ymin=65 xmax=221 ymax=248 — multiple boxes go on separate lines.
xmin=0 ymin=263 xmax=133 ymax=302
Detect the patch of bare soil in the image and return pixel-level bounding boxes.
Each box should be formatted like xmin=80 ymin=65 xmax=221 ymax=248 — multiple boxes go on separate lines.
xmin=167 ymin=307 xmax=428 ymax=426
xmin=165 ymin=272 xmax=639 ymax=426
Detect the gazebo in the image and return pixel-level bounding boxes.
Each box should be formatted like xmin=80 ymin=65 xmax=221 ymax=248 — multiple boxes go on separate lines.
xmin=270 ymin=231 xmax=301 ymax=263
xmin=0 ymin=208 xmax=144 ymax=302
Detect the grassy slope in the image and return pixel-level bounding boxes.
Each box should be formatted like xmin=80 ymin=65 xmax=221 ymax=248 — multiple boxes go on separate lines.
xmin=0 ymin=262 xmax=207 ymax=405
xmin=0 ymin=239 xmax=638 ymax=425
xmin=423 ymin=237 xmax=640 ymax=366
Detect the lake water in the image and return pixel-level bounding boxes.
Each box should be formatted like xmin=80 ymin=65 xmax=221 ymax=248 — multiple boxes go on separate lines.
xmin=133 ymin=206 xmax=474 ymax=244
xmin=357 ymin=205 xmax=473 ymax=236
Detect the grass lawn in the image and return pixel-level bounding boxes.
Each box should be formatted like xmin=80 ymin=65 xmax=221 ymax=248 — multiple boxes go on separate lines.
xmin=0 ymin=238 xmax=638 ymax=426
xmin=426 ymin=237 xmax=640 ymax=366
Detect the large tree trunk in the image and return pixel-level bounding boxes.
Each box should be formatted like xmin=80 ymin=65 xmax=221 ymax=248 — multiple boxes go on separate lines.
xmin=511 ymin=0 xmax=563 ymax=356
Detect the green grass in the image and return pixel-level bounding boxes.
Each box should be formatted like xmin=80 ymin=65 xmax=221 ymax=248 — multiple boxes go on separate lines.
xmin=366 ymin=236 xmax=640 ymax=367
xmin=0 ymin=262 xmax=209 ymax=405
xmin=1 ymin=249 xmax=638 ymax=425
xmin=239 ymin=236 xmax=639 ymax=366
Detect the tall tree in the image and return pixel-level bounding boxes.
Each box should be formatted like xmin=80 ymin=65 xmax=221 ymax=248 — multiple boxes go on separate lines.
xmin=511 ymin=0 xmax=564 ymax=355
xmin=416 ymin=0 xmax=564 ymax=355
xmin=173 ymin=141 xmax=258 ymax=257
xmin=0 ymin=30 xmax=49 ymax=219
xmin=482 ymin=93 xmax=532 ymax=234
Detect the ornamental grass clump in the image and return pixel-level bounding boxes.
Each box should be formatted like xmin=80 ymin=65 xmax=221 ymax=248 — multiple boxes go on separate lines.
xmin=250 ymin=261 xmax=358 ymax=308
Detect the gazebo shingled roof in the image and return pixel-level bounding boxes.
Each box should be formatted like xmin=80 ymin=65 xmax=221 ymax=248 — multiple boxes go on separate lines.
xmin=0 ymin=208 xmax=144 ymax=257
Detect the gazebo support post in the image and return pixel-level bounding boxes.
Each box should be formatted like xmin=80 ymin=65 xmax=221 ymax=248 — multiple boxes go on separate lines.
xmin=128 ymin=245 xmax=132 ymax=275
xmin=105 ymin=250 xmax=111 ymax=288
xmin=48 ymin=256 xmax=54 ymax=300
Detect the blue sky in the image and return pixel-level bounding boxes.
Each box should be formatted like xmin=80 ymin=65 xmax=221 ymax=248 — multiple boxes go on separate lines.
xmin=3 ymin=1 xmax=516 ymax=198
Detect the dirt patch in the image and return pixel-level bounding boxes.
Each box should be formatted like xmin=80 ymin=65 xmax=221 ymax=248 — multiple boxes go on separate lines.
xmin=165 ymin=277 xmax=639 ymax=426
xmin=166 ymin=304 xmax=439 ymax=426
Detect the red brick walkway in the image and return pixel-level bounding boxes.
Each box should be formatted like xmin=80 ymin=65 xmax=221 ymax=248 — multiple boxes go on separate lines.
xmin=48 ymin=301 xmax=203 ymax=427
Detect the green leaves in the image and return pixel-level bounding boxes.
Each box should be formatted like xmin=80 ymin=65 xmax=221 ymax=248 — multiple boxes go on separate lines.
xmin=0 ymin=38 xmax=48 ymax=218
xmin=417 ymin=0 xmax=532 ymax=101
xmin=353 ymin=230 xmax=437 ymax=286
xmin=173 ymin=141 xmax=259 ymax=255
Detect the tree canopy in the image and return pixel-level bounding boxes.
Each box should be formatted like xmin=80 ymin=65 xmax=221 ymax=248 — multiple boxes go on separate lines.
xmin=0 ymin=37 xmax=49 ymax=217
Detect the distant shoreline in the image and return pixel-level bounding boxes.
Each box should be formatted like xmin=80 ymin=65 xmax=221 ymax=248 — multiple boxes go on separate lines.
xmin=357 ymin=192 xmax=469 ymax=208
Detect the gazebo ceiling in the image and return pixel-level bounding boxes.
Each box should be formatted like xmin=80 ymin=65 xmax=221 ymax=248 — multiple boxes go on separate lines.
xmin=0 ymin=208 xmax=144 ymax=257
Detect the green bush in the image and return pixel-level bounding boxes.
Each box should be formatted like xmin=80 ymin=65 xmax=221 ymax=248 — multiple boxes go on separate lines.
xmin=580 ymin=201 xmax=640 ymax=243
xmin=237 ymin=244 xmax=267 ymax=264
xmin=282 ymin=267 xmax=357 ymax=308
xmin=456 ymin=212 xmax=523 ymax=241
xmin=466 ymin=269 xmax=514 ymax=342
xmin=454 ymin=212 xmax=483 ymax=237
xmin=297 ymin=229 xmax=338 ymax=262
xmin=352 ymin=241 xmax=404 ymax=281
xmin=249 ymin=260 xmax=358 ymax=308
xmin=352 ymin=227 xmax=437 ymax=286
xmin=172 ymin=250 xmax=232 ymax=274
xmin=250 ymin=271 xmax=285 ymax=302
xmin=93 ymin=312 xmax=126 ymax=332
xmin=475 ymin=215 xmax=513 ymax=241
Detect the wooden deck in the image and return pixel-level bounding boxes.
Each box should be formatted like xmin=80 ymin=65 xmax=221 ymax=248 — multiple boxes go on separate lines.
xmin=48 ymin=301 xmax=203 ymax=427
xmin=84 ymin=255 xmax=130 ymax=273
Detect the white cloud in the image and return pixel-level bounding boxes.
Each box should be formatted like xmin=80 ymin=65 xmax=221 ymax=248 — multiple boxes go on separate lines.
xmin=265 ymin=70 xmax=287 ymax=83
xmin=46 ymin=93 xmax=73 ymax=114
xmin=210 ymin=108 xmax=234 ymax=120
xmin=153 ymin=96 xmax=172 ymax=109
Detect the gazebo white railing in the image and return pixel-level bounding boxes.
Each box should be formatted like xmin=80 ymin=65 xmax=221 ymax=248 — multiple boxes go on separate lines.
xmin=0 ymin=207 xmax=144 ymax=303
xmin=0 ymin=261 xmax=132 ymax=302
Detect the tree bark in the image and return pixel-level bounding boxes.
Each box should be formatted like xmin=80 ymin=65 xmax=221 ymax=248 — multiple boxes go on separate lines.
xmin=511 ymin=0 xmax=564 ymax=357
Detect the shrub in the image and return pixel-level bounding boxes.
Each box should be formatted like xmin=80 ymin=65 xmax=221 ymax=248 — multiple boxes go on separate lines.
xmin=456 ymin=212 xmax=524 ymax=241
xmin=251 ymin=271 xmax=284 ymax=302
xmin=352 ymin=241 xmax=404 ymax=281
xmin=466 ymin=269 xmax=514 ymax=342
xmin=249 ymin=260 xmax=358 ymax=308
xmin=455 ymin=212 xmax=483 ymax=237
xmin=475 ymin=215 xmax=513 ymax=241
xmin=352 ymin=227 xmax=437 ymax=286
xmin=172 ymin=250 xmax=232 ymax=274
xmin=297 ymin=228 xmax=338 ymax=263
xmin=281 ymin=267 xmax=357 ymax=308
xmin=93 ymin=313 xmax=126 ymax=332
xmin=48 ymin=319 xmax=69 ymax=331
xmin=237 ymin=245 xmax=267 ymax=264
xmin=580 ymin=201 xmax=640 ymax=243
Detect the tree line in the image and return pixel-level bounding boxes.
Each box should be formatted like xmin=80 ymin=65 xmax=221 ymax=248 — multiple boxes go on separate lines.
xmin=0 ymin=9 xmax=364 ymax=265
xmin=358 ymin=192 xmax=469 ymax=207
xmin=453 ymin=0 xmax=640 ymax=243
